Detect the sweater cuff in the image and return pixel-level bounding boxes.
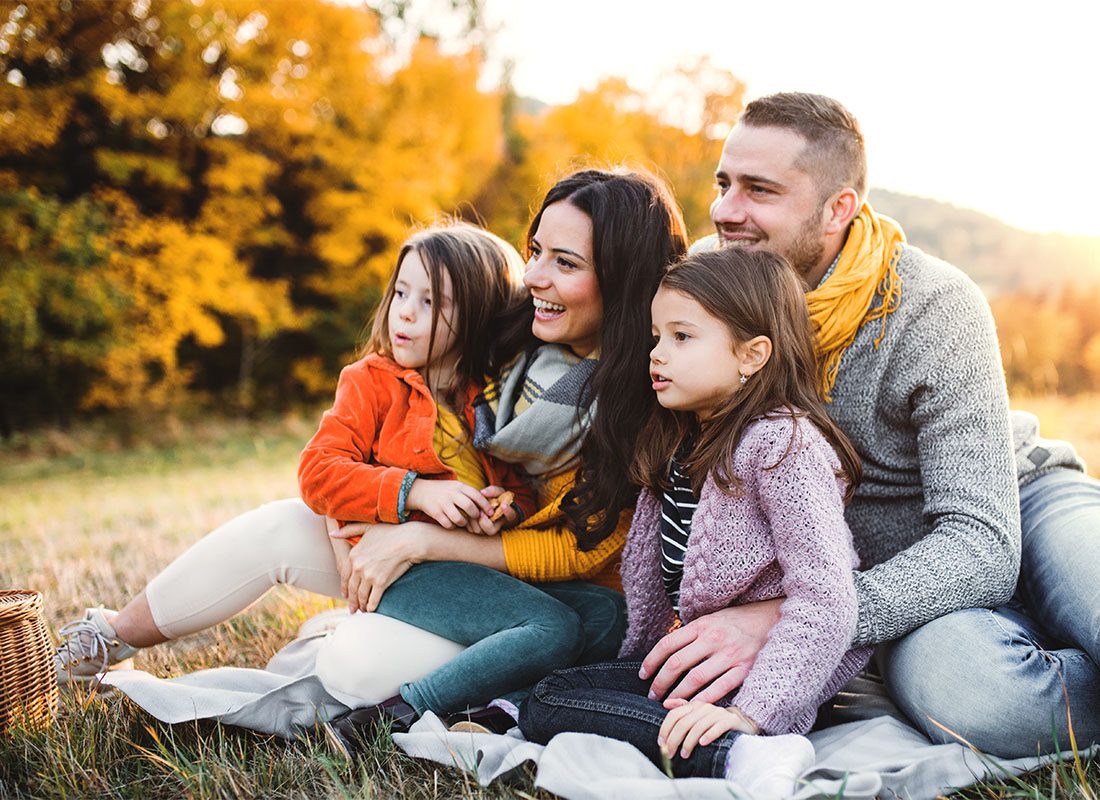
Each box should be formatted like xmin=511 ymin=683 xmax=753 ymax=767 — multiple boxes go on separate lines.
xmin=501 ymin=527 xmax=559 ymax=580
xmin=851 ymin=572 xmax=877 ymax=648
xmin=733 ymin=692 xmax=790 ymax=736
xmin=396 ymin=471 xmax=418 ymax=524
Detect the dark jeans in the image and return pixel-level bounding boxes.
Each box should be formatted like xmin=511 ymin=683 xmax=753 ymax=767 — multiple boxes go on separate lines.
xmin=373 ymin=561 xmax=627 ymax=714
xmin=520 ymin=659 xmax=737 ymax=779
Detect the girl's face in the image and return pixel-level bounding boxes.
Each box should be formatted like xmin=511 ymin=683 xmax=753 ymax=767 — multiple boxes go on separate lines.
xmin=649 ymin=287 xmax=758 ymax=420
xmin=387 ymin=249 xmax=458 ymax=375
xmin=525 ymin=201 xmax=603 ymax=358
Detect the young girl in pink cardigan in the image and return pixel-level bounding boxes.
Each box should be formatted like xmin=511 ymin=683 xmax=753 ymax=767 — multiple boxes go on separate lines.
xmin=519 ymin=247 xmax=873 ymax=783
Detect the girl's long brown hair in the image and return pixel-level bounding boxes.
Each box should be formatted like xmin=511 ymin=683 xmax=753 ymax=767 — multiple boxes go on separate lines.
xmin=632 ymin=248 xmax=862 ymax=499
xmin=365 ymin=220 xmax=526 ymax=405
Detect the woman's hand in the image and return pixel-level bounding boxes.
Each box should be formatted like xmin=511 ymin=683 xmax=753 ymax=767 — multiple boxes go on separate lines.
xmin=331 ymin=522 xmax=423 ymax=613
xmin=658 ymin=699 xmax=760 ymax=759
xmin=463 ymin=485 xmax=520 ymax=535
xmin=406 ymin=478 xmax=493 ymax=529
xmin=330 ymin=517 xmax=509 ymax=577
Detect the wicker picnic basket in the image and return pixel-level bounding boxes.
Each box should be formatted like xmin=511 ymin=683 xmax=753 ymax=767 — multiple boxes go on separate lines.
xmin=0 ymin=590 xmax=59 ymax=733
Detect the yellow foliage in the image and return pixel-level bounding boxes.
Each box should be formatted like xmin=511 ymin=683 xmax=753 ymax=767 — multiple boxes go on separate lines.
xmin=291 ymin=355 xmax=337 ymax=397
xmin=303 ymin=37 xmax=503 ymax=303
xmin=1084 ymin=335 xmax=1100 ymax=387
xmin=992 ymin=287 xmax=1100 ymax=394
xmin=484 ymin=72 xmax=741 ymax=245
xmin=79 ymin=191 xmax=295 ymax=410
xmin=95 ymin=150 xmax=191 ymax=191
xmin=0 ymin=0 xmax=753 ymax=424
xmin=203 ymin=142 xmax=278 ymax=195
xmin=197 ymin=139 xmax=290 ymax=250
xmin=0 ymin=84 xmax=74 ymax=155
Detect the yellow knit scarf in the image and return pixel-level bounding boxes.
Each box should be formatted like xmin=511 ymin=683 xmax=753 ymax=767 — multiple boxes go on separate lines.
xmin=808 ymin=202 xmax=905 ymax=400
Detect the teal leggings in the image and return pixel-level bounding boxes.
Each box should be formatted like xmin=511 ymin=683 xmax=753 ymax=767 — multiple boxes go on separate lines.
xmin=372 ymin=561 xmax=627 ymax=714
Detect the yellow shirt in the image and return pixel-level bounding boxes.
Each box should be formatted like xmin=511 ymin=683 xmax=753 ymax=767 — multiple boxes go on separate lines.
xmin=433 ymin=403 xmax=488 ymax=491
xmin=500 ymin=469 xmax=627 ymax=590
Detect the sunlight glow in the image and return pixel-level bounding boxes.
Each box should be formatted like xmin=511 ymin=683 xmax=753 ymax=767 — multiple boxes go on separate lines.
xmin=484 ymin=0 xmax=1100 ymax=237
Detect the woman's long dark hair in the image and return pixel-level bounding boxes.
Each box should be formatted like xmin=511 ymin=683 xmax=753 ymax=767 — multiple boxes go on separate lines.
xmin=631 ymin=248 xmax=862 ymax=500
xmin=496 ymin=169 xmax=688 ymax=550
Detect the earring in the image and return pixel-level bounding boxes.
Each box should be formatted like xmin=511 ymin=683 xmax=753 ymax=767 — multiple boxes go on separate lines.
xmin=739 ymin=372 xmax=748 ymax=385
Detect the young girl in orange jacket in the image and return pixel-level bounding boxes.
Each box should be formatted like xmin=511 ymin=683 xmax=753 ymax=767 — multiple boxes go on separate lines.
xmin=297 ymin=221 xmax=536 ymax=599
xmin=55 ymin=223 xmax=585 ymax=716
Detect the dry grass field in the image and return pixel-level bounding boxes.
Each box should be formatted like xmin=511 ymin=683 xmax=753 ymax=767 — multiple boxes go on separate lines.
xmin=1 ymin=398 xmax=1097 ymax=798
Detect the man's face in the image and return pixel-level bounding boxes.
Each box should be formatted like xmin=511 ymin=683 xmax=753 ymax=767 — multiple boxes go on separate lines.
xmin=710 ymin=124 xmax=830 ymax=283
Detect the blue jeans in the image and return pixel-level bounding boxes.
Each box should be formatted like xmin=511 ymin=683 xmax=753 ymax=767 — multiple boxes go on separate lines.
xmin=882 ymin=468 xmax=1100 ymax=757
xmin=372 ymin=561 xmax=626 ymax=715
xmin=520 ymin=660 xmax=737 ymax=779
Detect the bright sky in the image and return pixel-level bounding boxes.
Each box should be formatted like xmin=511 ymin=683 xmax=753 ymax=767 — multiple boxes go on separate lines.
xmin=482 ymin=0 xmax=1100 ymax=237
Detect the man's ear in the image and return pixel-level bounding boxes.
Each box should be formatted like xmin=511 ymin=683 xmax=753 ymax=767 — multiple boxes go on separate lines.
xmin=737 ymin=335 xmax=772 ymax=375
xmin=824 ymin=187 xmax=861 ymax=235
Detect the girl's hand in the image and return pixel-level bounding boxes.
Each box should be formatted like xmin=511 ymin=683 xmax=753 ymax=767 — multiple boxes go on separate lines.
xmin=658 ymin=699 xmax=760 ymax=759
xmin=406 ymin=478 xmax=493 ymax=529
xmin=340 ymin=523 xmax=422 ymax=613
xmin=463 ymin=486 xmax=519 ymax=535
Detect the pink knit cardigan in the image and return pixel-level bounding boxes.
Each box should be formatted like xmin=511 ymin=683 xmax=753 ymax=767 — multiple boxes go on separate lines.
xmin=618 ymin=413 xmax=873 ymax=735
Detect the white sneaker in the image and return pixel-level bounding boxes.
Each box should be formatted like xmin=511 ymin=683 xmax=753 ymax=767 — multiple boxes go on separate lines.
xmin=54 ymin=607 xmax=139 ymax=687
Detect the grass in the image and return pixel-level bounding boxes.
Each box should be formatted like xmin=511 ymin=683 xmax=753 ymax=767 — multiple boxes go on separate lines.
xmin=0 ymin=412 xmax=555 ymax=799
xmin=1 ymin=398 xmax=1098 ymax=798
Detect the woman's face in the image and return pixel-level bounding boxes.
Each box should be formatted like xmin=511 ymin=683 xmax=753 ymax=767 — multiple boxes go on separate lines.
xmin=525 ymin=201 xmax=603 ymax=358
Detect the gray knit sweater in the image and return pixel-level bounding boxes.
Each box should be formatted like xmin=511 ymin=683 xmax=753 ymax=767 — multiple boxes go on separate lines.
xmin=829 ymin=244 xmax=1023 ymax=646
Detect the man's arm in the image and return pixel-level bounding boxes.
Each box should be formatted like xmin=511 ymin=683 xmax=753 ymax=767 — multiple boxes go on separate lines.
xmin=848 ymin=276 xmax=1020 ymax=646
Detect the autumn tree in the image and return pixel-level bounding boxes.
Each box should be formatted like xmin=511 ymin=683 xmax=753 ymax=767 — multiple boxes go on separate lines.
xmin=0 ymin=0 xmax=501 ymax=430
xmin=0 ymin=0 xmax=748 ymax=434
xmin=477 ymin=59 xmax=744 ymax=246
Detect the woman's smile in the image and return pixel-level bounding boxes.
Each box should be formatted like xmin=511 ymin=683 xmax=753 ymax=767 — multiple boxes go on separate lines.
xmin=532 ymin=297 xmax=566 ymax=318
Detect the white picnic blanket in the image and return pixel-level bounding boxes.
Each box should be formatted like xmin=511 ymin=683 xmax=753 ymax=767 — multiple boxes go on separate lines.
xmin=395 ymin=712 xmax=1095 ymax=800
xmin=103 ymin=613 xmax=1094 ymax=800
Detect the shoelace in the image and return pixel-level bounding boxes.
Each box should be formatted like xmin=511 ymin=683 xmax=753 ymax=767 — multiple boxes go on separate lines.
xmin=56 ymin=618 xmax=110 ymax=674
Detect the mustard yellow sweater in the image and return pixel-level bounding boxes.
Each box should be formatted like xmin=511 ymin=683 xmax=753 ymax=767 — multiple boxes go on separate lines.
xmin=500 ymin=470 xmax=628 ymax=590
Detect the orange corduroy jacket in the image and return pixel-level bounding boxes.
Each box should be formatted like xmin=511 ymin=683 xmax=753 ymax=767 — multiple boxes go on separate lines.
xmin=298 ymin=354 xmax=535 ymax=525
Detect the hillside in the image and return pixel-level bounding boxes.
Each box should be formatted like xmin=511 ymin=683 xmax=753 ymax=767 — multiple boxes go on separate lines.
xmin=870 ymin=189 xmax=1100 ymax=295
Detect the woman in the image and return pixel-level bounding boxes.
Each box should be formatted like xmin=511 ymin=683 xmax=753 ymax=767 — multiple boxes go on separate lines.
xmin=56 ymin=169 xmax=688 ymax=740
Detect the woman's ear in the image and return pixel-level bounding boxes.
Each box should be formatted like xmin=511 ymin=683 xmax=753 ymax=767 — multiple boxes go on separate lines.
xmin=737 ymin=335 xmax=772 ymax=375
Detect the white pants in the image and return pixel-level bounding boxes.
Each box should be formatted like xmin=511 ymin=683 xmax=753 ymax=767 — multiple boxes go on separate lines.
xmin=144 ymin=497 xmax=465 ymax=702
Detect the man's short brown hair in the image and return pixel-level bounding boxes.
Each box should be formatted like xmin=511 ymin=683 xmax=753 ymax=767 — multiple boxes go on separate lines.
xmin=741 ymin=92 xmax=867 ymax=200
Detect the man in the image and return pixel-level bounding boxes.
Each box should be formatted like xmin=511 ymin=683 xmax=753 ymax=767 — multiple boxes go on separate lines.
xmin=641 ymin=92 xmax=1100 ymax=758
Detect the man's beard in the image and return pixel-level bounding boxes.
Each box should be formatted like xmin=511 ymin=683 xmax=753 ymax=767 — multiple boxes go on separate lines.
xmin=716 ymin=212 xmax=827 ymax=282
xmin=782 ymin=213 xmax=827 ymax=281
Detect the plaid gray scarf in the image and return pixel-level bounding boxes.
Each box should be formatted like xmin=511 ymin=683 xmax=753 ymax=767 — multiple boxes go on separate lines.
xmin=473 ymin=345 xmax=597 ymax=478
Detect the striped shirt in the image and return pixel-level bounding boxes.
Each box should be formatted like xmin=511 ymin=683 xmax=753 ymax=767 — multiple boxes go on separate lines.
xmin=660 ymin=442 xmax=699 ymax=614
